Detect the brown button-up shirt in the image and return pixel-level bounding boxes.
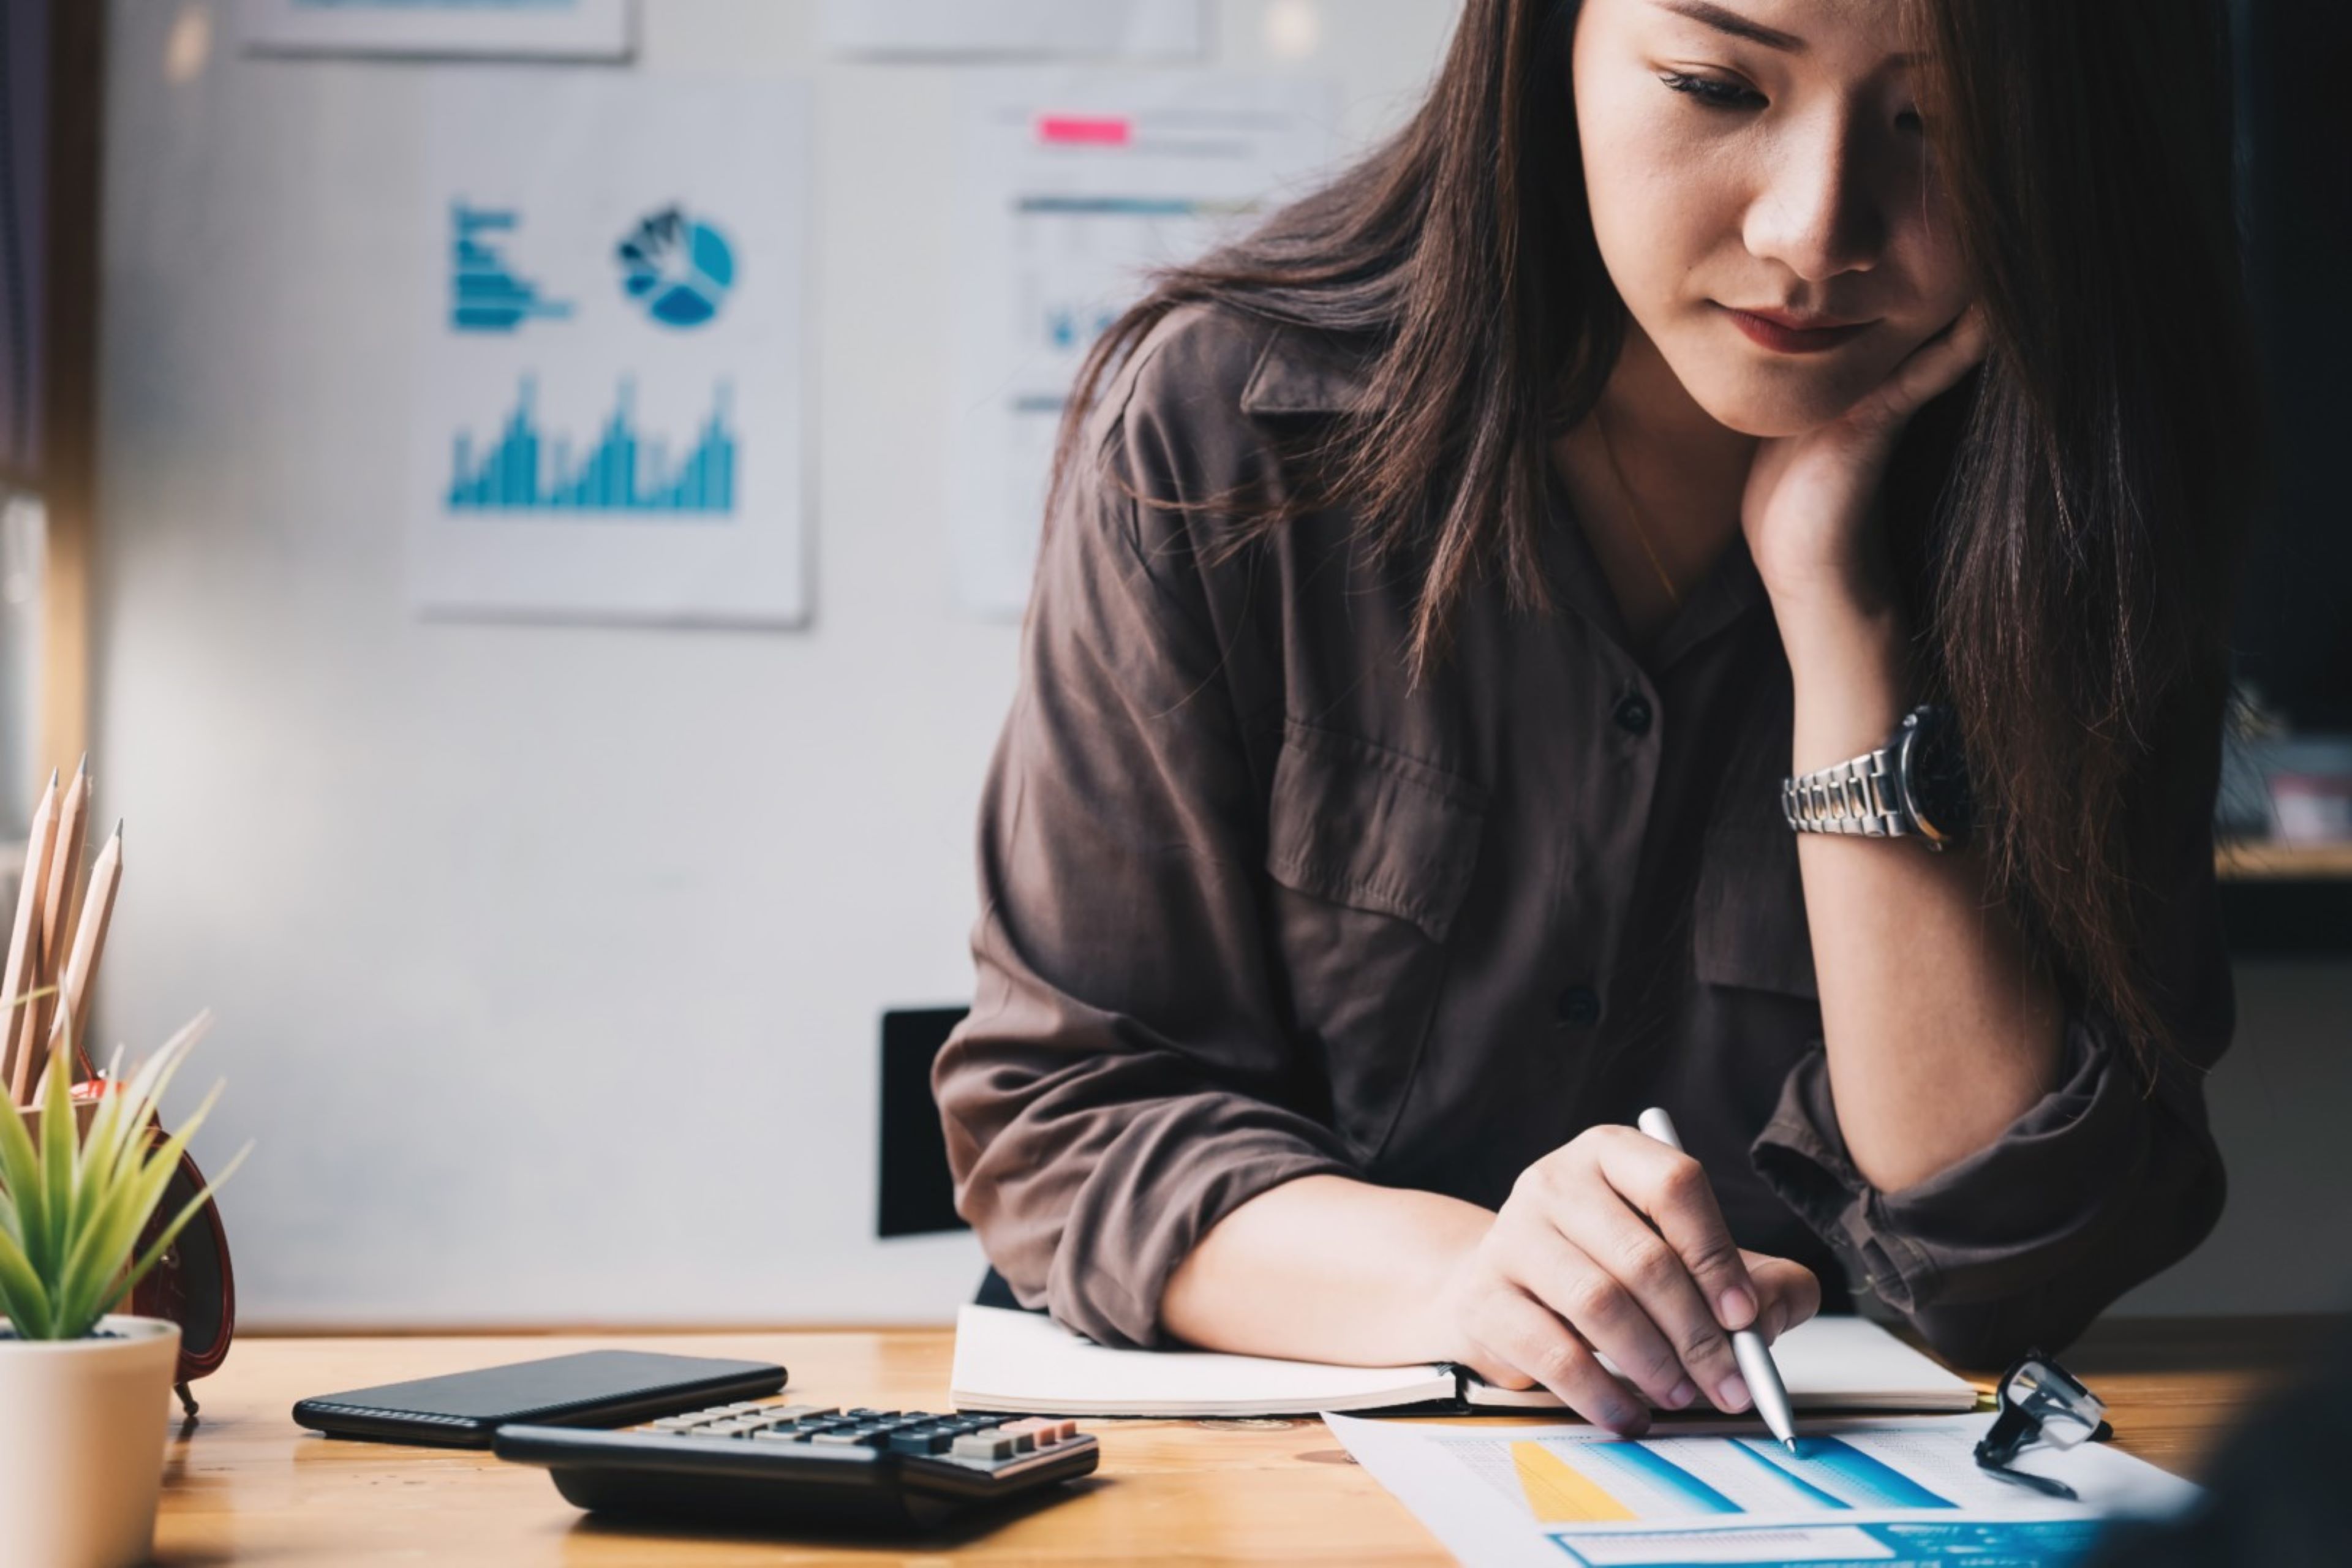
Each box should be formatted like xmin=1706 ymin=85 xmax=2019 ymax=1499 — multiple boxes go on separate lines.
xmin=936 ymin=304 xmax=2232 ymax=1367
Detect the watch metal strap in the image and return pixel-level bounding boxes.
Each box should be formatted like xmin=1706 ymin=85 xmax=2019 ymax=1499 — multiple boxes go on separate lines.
xmin=1781 ymin=746 xmax=1909 ymax=837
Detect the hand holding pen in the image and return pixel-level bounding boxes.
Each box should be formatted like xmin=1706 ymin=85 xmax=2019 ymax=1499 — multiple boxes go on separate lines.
xmin=1637 ymin=1107 xmax=1801 ymax=1452
xmin=1430 ymin=1112 xmax=1821 ymax=1437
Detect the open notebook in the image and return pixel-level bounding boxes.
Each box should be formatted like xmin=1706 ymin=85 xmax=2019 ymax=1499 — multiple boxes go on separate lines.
xmin=950 ymin=1304 xmax=1978 ymax=1419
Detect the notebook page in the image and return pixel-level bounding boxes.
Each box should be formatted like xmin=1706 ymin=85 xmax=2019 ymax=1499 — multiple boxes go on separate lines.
xmin=950 ymin=1304 xmax=1458 ymax=1417
xmin=1466 ymin=1313 xmax=1978 ymax=1412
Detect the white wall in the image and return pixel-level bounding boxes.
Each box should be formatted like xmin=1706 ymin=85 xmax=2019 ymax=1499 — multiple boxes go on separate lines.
xmin=92 ymin=0 xmax=1461 ymax=1327
xmin=93 ymin=0 xmax=2351 ymax=1329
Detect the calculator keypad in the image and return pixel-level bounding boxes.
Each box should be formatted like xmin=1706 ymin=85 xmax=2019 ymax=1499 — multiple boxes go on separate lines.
xmin=634 ymin=1402 xmax=1083 ymax=1469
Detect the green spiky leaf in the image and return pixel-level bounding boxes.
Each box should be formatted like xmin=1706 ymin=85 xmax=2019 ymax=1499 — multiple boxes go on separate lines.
xmin=0 ymin=1220 xmax=55 ymax=1338
xmin=114 ymin=1140 xmax=250 ymax=1317
xmin=0 ymin=1009 xmax=243 ymax=1341
xmin=37 ymin=1036 xmax=74 ymax=1278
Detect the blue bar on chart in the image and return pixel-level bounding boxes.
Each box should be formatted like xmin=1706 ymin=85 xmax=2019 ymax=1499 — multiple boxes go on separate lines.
xmin=446 ymin=378 xmax=737 ymax=518
xmin=1501 ymin=1434 xmax=1961 ymax=1526
xmin=1730 ymin=1438 xmax=1954 ymax=1511
xmin=449 ymin=203 xmax=573 ymax=333
xmin=1012 ymin=195 xmax=1255 ymax=219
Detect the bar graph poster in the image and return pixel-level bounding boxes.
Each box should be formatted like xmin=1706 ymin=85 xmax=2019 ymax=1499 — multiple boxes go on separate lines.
xmin=948 ymin=72 xmax=1336 ymax=617
xmin=241 ymin=0 xmax=634 ymax=59
xmin=409 ymin=72 xmax=809 ymax=625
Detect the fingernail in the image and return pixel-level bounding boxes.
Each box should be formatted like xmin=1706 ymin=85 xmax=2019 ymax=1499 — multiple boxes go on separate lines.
xmin=1719 ymin=1287 xmax=1757 ymax=1330
xmin=1667 ymin=1379 xmax=1697 ymax=1409
xmin=1716 ymin=1373 xmax=1751 ymax=1412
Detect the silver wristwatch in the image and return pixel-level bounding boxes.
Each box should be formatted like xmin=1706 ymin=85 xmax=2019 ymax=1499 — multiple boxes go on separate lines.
xmin=1781 ymin=704 xmax=1972 ymax=851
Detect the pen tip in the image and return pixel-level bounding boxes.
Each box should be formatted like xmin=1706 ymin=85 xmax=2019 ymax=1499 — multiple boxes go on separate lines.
xmin=1784 ymin=1437 xmax=1800 ymax=1455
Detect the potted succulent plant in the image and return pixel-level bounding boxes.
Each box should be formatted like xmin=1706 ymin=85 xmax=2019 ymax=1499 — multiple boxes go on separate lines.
xmin=0 ymin=1011 xmax=244 ymax=1568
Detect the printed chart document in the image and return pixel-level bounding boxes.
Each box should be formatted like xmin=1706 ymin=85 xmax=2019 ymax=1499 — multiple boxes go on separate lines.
xmin=946 ymin=70 xmax=1337 ymax=617
xmin=826 ymin=0 xmax=1205 ymax=59
xmin=241 ymin=0 xmax=634 ymax=59
xmin=408 ymin=72 xmax=809 ymax=626
xmin=951 ymin=1305 xmax=1977 ymax=1419
xmin=1330 ymin=1412 xmax=2198 ymax=1568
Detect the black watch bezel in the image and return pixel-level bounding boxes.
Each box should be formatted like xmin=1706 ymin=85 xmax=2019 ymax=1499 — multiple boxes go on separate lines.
xmin=1894 ymin=704 xmax=1973 ymax=852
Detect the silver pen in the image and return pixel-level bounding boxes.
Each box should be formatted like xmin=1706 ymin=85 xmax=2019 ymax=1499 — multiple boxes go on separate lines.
xmin=1635 ymin=1107 xmax=1800 ymax=1453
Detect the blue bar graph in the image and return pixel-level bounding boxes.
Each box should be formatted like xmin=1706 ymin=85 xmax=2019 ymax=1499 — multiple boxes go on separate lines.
xmin=1013 ymin=196 xmax=1251 ymax=217
xmin=1578 ymin=1444 xmax=1743 ymax=1515
xmin=447 ymin=379 xmax=737 ymax=517
xmin=1733 ymin=1438 xmax=1957 ymax=1510
xmin=450 ymin=203 xmax=572 ymax=333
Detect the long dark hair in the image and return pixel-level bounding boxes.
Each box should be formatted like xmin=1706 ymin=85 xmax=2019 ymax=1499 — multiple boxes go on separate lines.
xmin=1053 ymin=0 xmax=2260 ymax=1056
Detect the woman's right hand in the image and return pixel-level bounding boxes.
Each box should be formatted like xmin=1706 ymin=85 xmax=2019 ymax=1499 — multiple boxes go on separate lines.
xmin=1430 ymin=1126 xmax=1822 ymax=1436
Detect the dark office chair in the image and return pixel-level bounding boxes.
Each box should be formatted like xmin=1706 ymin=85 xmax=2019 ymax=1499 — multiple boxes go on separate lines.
xmin=875 ymin=1006 xmax=1026 ymax=1312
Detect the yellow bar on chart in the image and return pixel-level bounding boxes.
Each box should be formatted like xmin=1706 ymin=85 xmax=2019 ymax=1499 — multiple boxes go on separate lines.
xmin=1512 ymin=1441 xmax=1637 ymax=1523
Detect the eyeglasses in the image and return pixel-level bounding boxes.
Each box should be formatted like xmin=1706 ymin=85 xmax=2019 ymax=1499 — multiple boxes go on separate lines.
xmin=1973 ymin=1350 xmax=2109 ymax=1501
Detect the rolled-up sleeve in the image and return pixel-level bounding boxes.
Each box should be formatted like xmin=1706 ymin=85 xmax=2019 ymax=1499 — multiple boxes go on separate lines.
xmin=1751 ymin=767 xmax=2234 ymax=1368
xmin=933 ymin=335 xmax=1357 ymax=1349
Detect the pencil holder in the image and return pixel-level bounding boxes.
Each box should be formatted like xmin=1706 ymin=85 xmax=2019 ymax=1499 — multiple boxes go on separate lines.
xmin=2 ymin=760 xmax=239 ymax=1412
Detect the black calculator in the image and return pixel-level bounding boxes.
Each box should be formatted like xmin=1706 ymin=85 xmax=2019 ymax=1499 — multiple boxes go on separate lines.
xmin=493 ymin=1400 xmax=1101 ymax=1531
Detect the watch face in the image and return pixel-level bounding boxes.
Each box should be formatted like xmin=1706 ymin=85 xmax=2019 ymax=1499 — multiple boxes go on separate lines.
xmin=1898 ymin=706 xmax=1974 ymax=847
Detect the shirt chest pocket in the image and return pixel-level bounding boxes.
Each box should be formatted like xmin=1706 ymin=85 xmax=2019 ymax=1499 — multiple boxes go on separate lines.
xmin=1693 ymin=805 xmax=1820 ymax=999
xmin=1262 ymin=720 xmax=1487 ymax=1161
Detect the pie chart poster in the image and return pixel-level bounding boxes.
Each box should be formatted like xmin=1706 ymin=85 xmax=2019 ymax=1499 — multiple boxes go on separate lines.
xmin=408 ymin=73 xmax=810 ymax=626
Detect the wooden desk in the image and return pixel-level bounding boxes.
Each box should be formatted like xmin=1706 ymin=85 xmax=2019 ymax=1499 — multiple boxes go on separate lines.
xmin=154 ymin=1317 xmax=2324 ymax=1565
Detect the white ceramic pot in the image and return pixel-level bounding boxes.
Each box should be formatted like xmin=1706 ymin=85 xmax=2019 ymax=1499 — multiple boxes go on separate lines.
xmin=0 ymin=1315 xmax=182 ymax=1568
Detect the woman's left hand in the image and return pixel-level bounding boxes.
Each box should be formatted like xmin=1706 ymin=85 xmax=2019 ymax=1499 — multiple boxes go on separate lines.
xmin=1741 ymin=306 xmax=1989 ymax=614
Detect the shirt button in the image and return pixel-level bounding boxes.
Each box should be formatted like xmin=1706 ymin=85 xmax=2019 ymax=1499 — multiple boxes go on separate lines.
xmin=1554 ymin=986 xmax=1602 ymax=1027
xmin=1613 ymin=694 xmax=1653 ymax=737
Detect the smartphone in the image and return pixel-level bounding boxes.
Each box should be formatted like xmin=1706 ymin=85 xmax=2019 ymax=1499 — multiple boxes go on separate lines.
xmin=293 ymin=1349 xmax=787 ymax=1448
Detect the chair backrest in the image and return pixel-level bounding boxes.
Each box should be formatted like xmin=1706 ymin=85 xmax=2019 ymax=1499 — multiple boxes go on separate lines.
xmin=876 ymin=1006 xmax=972 ymax=1238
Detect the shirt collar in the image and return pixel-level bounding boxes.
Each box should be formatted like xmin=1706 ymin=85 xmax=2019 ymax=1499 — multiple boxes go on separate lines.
xmin=1238 ymin=325 xmax=1372 ymax=417
xmin=1241 ymin=322 xmax=1766 ymax=665
xmin=1542 ymin=460 xmax=1767 ymax=671
xmin=1657 ymin=533 xmax=1766 ymax=668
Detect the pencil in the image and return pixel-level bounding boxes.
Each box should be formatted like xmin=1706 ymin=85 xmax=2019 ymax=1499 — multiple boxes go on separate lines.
xmin=2 ymin=772 xmax=59 ymax=1104
xmin=51 ymin=821 xmax=121 ymax=1086
xmin=29 ymin=756 xmax=89 ymax=1060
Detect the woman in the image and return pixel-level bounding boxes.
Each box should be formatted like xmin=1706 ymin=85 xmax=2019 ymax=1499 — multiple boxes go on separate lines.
xmin=936 ymin=0 xmax=2257 ymax=1436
